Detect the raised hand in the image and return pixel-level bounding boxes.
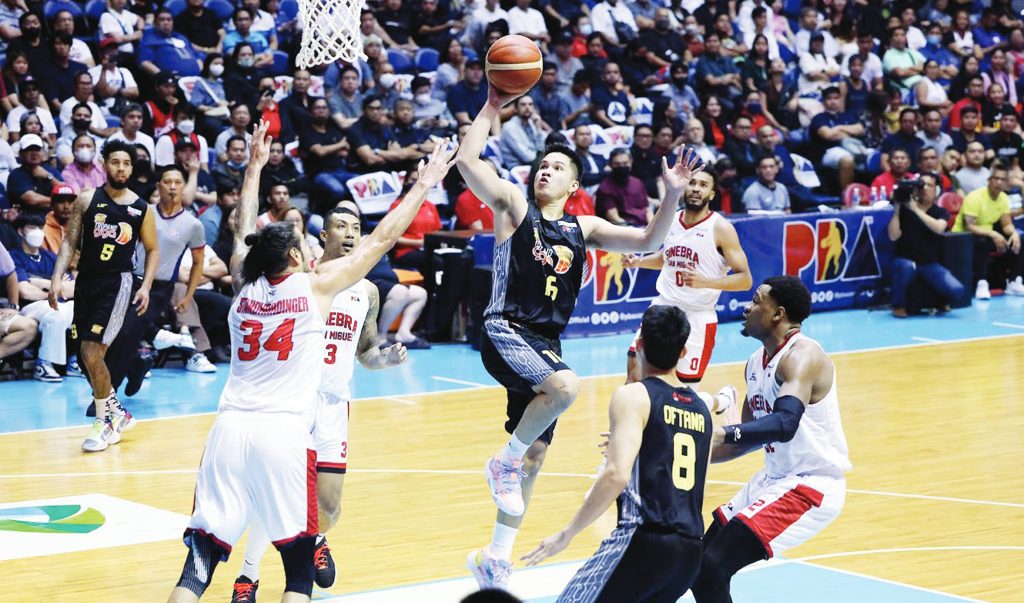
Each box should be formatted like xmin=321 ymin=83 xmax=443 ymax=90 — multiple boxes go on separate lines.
xmin=248 ymin=119 xmax=273 ymax=170
xmin=414 ymin=137 xmax=459 ymax=190
xmin=487 ymin=83 xmax=522 ymax=110
xmin=661 ymin=145 xmax=705 ymax=196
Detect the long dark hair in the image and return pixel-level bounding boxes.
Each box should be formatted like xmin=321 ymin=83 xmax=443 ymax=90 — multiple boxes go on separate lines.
xmin=241 ymin=222 xmax=301 ymax=283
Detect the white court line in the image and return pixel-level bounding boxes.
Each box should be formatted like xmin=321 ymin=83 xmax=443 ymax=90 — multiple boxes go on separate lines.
xmin=794 ymin=545 xmax=1024 ymax=563
xmin=993 ymin=321 xmax=1024 ymax=330
xmin=2 ymin=468 xmax=1021 ymax=510
xmin=430 ymin=375 xmax=490 ymax=387
xmin=788 ymin=560 xmax=986 ymax=602
xmin=4 ymin=330 xmax=1023 ymax=437
xmin=380 ymin=397 xmax=416 ymax=405
xmin=911 ymin=336 xmax=941 ymax=343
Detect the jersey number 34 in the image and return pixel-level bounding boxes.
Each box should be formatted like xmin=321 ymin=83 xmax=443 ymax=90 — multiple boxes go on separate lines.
xmin=237 ymin=319 xmax=296 ymax=361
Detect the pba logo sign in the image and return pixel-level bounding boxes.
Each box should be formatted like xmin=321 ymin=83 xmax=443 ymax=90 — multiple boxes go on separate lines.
xmin=585 ymin=250 xmax=634 ymax=303
xmin=349 ymin=175 xmax=397 ymax=199
xmin=783 ymin=217 xmax=881 ymax=283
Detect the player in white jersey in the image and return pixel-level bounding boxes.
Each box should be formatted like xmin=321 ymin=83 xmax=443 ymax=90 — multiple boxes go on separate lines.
xmin=231 ymin=204 xmax=409 ymax=600
xmin=625 ymin=169 xmax=751 ymax=415
xmin=690 ymin=276 xmax=852 ymax=602
xmin=168 ymin=122 xmax=458 ymax=603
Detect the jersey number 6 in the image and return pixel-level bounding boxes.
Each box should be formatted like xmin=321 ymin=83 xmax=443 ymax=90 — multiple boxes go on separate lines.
xmin=545 ymin=275 xmax=558 ymax=301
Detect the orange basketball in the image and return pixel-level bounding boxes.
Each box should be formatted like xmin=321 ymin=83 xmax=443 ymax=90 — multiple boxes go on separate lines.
xmin=485 ymin=35 xmax=543 ymax=95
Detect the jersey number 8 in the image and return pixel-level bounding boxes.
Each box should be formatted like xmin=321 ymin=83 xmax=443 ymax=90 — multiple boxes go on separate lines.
xmin=671 ymin=432 xmax=697 ymax=491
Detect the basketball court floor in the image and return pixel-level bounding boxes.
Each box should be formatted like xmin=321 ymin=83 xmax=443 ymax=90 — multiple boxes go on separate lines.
xmin=1 ymin=298 xmax=1022 ymax=602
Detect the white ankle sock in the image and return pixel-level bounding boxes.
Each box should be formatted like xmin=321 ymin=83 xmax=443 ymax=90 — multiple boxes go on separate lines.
xmin=489 ymin=523 xmax=518 ymax=561
xmin=241 ymin=522 xmax=271 ymax=582
xmin=500 ymin=434 xmax=530 ymax=463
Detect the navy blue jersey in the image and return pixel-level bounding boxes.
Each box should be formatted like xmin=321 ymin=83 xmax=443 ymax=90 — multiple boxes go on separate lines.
xmin=484 ymin=202 xmax=586 ymax=336
xmin=78 ymin=187 xmax=147 ymax=275
xmin=618 ymin=377 xmax=712 ymax=537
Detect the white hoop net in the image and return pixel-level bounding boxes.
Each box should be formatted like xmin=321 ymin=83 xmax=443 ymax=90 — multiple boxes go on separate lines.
xmin=296 ymin=0 xmax=367 ymax=69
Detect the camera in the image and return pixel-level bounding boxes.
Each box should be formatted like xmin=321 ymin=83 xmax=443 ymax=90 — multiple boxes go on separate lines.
xmin=891 ymin=177 xmax=922 ymax=205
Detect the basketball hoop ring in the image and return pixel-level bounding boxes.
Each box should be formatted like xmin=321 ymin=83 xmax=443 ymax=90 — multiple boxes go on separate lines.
xmin=296 ymin=0 xmax=367 ymax=69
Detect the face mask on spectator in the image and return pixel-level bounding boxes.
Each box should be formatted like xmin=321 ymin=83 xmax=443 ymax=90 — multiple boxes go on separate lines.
xmin=134 ymin=159 xmax=152 ymax=177
xmin=227 ymin=158 xmax=247 ymax=169
xmin=75 ymin=148 xmax=95 ymax=164
xmin=579 ymin=24 xmax=592 ymax=35
xmin=685 ymin=24 xmax=699 ymax=35
xmin=415 ymin=92 xmax=431 ymax=104
xmin=927 ymin=34 xmax=941 ymax=46
xmin=655 ymin=18 xmax=670 ymax=31
xmin=73 ymin=118 xmax=91 ymax=131
xmin=746 ymin=102 xmax=762 ymax=114
xmin=210 ymin=63 xmax=225 ymax=77
xmin=24 ymin=229 xmax=45 ymax=248
xmin=238 ymin=57 xmax=255 ymax=69
xmin=177 ymin=119 xmax=195 ymax=135
xmin=611 ymin=165 xmax=630 ymax=183
xmin=23 ymin=26 xmax=40 ymax=40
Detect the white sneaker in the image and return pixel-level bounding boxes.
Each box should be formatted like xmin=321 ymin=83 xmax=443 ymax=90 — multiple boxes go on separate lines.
xmin=466 ymin=548 xmax=511 ymax=590
xmin=715 ymin=385 xmax=741 ymax=425
xmin=66 ymin=357 xmax=84 ymax=378
xmin=34 ymin=361 xmax=62 ymax=383
xmin=484 ymin=455 xmax=526 ymax=516
xmin=82 ymin=419 xmax=116 ymax=452
xmin=185 ymin=353 xmax=217 ymax=373
xmin=975 ymin=280 xmax=991 ymax=300
xmin=153 ymin=329 xmax=196 ymax=351
xmin=106 ymin=396 xmax=135 ymax=437
xmin=1006 ymin=278 xmax=1024 ymax=296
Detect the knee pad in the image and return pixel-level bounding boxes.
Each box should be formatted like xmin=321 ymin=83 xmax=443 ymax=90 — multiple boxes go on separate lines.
xmin=176 ymin=530 xmax=229 ymax=597
xmin=280 ymin=535 xmax=316 ymax=596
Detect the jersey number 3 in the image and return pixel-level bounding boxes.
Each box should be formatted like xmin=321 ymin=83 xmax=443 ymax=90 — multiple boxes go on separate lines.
xmin=237 ymin=318 xmax=295 ymax=361
xmin=672 ymin=432 xmax=697 ymax=491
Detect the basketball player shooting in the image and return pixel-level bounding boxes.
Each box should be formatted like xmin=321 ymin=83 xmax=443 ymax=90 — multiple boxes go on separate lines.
xmin=690 ymin=275 xmax=852 ymax=602
xmin=623 ymin=168 xmax=752 ymax=415
xmin=456 ymin=82 xmax=705 ymax=589
xmin=230 ymin=204 xmax=410 ymax=601
xmin=168 ymin=122 xmax=457 ymax=603
xmin=522 ymin=305 xmax=713 ymax=603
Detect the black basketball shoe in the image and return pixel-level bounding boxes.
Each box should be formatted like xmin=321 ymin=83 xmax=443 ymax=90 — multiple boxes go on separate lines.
xmin=231 ymin=576 xmax=258 ymax=602
xmin=314 ymin=535 xmax=337 ymax=588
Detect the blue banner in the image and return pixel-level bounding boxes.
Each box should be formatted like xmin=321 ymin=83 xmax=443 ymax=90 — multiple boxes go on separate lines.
xmin=473 ymin=209 xmax=896 ymax=338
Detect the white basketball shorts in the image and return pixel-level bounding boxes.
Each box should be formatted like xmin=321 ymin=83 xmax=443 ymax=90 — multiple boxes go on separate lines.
xmin=186 ymin=410 xmax=317 ymax=552
xmin=713 ymin=468 xmax=846 ymax=557
xmin=312 ymin=391 xmax=349 ymax=472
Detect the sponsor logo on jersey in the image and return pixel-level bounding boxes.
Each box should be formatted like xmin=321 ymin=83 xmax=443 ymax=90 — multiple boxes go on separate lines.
xmin=557 ymin=220 xmax=578 ymax=232
xmin=127 ymin=206 xmax=142 ymax=217
xmin=531 ymin=228 xmax=575 ymax=274
xmin=92 ymin=213 xmax=134 ymax=245
xmin=91 ymin=324 xmax=104 ymax=334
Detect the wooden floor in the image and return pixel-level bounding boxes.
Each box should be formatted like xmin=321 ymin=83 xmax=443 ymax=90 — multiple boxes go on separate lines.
xmin=1 ymin=337 xmax=1023 ymax=602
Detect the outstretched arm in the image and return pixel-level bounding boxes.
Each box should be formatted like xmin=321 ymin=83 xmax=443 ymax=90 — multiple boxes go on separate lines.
xmin=454 ymin=86 xmax=526 ymax=216
xmin=312 ymin=141 xmax=458 ymax=297
xmin=231 ymin=120 xmax=273 ymax=295
xmin=521 ymin=383 xmax=648 ymax=566
xmin=579 ymin=146 xmax=704 ymax=252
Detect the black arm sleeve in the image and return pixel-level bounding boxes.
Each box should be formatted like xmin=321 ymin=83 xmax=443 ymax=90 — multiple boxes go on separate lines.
xmin=723 ymin=395 xmax=805 ymax=446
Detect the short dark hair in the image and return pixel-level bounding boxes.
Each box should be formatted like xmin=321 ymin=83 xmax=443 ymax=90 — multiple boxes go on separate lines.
xmin=14 ymin=213 xmax=45 ymax=230
xmin=226 ymin=135 xmax=247 ymax=149
xmin=362 ymin=94 xmax=383 ymax=109
xmin=157 ymin=164 xmax=185 ymax=181
xmin=101 ymin=139 xmax=137 ymax=162
xmin=960 ymin=105 xmax=979 ymax=117
xmin=542 ymin=143 xmax=583 ymax=181
xmin=640 ymin=305 xmax=691 ymax=371
xmin=174 ymin=103 xmax=197 ymax=119
xmin=241 ymin=222 xmax=302 ymax=283
xmin=233 ymin=7 xmax=253 ymax=20
xmin=764 ymin=275 xmax=812 ymax=324
xmin=72 ymin=101 xmax=92 ymax=116
xmin=991 ymin=159 xmax=1009 ymax=174
xmin=899 ymin=107 xmax=918 ymax=121
xmin=918 ymin=171 xmax=939 ymax=187
xmin=542 ymin=61 xmax=556 ymax=72
xmin=757 ymin=154 xmax=777 ymax=167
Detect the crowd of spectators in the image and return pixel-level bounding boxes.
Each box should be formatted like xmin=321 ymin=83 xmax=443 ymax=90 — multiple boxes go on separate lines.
xmin=2 ymin=0 xmax=1024 ymax=378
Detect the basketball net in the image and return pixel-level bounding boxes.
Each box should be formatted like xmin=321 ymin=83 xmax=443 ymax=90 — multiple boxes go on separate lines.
xmin=296 ymin=0 xmax=367 ymax=69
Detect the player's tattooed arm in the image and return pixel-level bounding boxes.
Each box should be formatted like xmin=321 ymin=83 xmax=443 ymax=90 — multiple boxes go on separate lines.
xmin=356 ymin=282 xmax=408 ymax=370
xmin=49 ymin=191 xmax=91 ymax=310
